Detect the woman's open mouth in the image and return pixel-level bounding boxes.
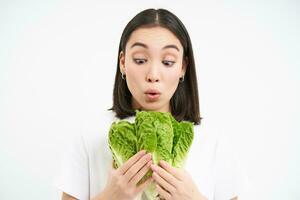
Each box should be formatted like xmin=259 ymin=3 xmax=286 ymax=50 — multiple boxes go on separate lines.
xmin=145 ymin=93 xmax=161 ymax=101
xmin=145 ymin=89 xmax=161 ymax=101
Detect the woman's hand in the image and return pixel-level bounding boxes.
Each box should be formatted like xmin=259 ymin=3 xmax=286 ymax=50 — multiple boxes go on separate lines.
xmin=150 ymin=160 xmax=207 ymax=200
xmin=100 ymin=150 xmax=153 ymax=200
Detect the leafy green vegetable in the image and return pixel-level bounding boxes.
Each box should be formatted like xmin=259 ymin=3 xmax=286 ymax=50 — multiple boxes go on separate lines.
xmin=108 ymin=110 xmax=194 ymax=200
xmin=108 ymin=120 xmax=136 ymax=168
xmin=171 ymin=119 xmax=194 ymax=168
xmin=135 ymin=110 xmax=174 ymax=165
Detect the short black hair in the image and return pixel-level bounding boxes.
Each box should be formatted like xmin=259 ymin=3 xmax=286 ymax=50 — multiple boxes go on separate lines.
xmin=108 ymin=8 xmax=202 ymax=125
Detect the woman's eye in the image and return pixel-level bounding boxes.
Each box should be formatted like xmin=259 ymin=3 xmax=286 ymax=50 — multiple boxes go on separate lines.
xmin=133 ymin=58 xmax=147 ymax=65
xmin=162 ymin=60 xmax=175 ymax=66
xmin=133 ymin=59 xmax=174 ymax=66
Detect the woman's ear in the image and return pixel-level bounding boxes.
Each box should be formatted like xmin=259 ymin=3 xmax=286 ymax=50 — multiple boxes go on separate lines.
xmin=119 ymin=51 xmax=126 ymax=74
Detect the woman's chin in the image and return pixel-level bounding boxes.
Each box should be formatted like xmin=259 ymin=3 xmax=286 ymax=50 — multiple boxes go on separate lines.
xmin=139 ymin=103 xmax=170 ymax=113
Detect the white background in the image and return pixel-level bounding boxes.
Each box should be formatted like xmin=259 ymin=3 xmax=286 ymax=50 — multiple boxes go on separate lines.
xmin=0 ymin=1 xmax=299 ymax=199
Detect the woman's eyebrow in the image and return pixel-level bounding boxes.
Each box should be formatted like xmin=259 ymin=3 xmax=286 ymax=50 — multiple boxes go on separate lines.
xmin=130 ymin=42 xmax=179 ymax=52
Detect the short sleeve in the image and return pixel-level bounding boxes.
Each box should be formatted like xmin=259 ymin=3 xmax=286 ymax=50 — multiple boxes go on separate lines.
xmin=213 ymin=133 xmax=243 ymax=200
xmin=52 ymin=132 xmax=90 ymax=200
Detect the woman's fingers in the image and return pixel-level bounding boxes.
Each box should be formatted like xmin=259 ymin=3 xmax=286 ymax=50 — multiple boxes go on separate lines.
xmin=150 ymin=163 xmax=180 ymax=189
xmin=124 ymin=153 xmax=152 ymax=181
xmin=152 ymin=171 xmax=176 ymax=194
xmin=159 ymin=160 xmax=183 ymax=181
xmin=155 ymin=184 xmax=172 ymax=200
xmin=118 ymin=150 xmax=146 ymax=175
xmin=135 ymin=175 xmax=154 ymax=194
xmin=129 ymin=160 xmax=152 ymax=185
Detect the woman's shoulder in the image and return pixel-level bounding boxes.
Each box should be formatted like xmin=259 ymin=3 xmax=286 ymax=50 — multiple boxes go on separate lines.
xmin=189 ymin=122 xmax=239 ymax=165
xmin=192 ymin=121 xmax=239 ymax=162
xmin=78 ymin=109 xmax=137 ymax=160
xmin=81 ymin=109 xmax=116 ymax=131
xmin=185 ymin=123 xmax=222 ymax=171
xmin=192 ymin=123 xmax=220 ymax=148
xmin=79 ymin=109 xmax=119 ymax=143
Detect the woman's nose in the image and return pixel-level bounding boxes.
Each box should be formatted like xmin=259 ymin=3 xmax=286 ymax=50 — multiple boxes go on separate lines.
xmin=147 ymin=75 xmax=159 ymax=82
xmin=146 ymin=69 xmax=160 ymax=82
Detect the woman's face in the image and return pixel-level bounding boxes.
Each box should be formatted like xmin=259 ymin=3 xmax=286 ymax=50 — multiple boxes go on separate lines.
xmin=119 ymin=26 xmax=186 ymax=113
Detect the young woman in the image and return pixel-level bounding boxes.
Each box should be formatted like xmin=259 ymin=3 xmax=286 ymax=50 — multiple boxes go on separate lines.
xmin=55 ymin=8 xmax=240 ymax=200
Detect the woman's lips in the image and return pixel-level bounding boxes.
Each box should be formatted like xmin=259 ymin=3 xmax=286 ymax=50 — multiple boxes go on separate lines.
xmin=145 ymin=93 xmax=161 ymax=101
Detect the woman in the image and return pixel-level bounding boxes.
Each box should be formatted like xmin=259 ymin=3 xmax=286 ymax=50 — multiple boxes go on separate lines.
xmin=54 ymin=8 xmax=240 ymax=200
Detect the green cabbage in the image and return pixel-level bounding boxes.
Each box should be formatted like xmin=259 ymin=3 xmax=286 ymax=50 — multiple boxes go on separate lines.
xmin=108 ymin=110 xmax=194 ymax=200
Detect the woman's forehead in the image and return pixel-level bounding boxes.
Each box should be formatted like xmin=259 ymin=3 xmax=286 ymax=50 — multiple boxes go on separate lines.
xmin=126 ymin=27 xmax=183 ymax=52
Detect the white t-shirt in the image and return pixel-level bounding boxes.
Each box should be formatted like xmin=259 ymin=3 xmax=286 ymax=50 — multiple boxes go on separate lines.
xmin=52 ymin=110 xmax=243 ymax=200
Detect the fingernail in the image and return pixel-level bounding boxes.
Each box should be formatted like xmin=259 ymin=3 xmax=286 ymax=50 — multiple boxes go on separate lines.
xmin=140 ymin=150 xmax=146 ymax=154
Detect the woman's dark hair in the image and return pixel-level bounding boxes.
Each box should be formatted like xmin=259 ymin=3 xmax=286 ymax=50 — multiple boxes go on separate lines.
xmin=108 ymin=8 xmax=202 ymax=125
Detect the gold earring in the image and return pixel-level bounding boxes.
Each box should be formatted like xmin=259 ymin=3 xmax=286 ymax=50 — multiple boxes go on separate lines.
xmin=179 ymin=75 xmax=185 ymax=83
